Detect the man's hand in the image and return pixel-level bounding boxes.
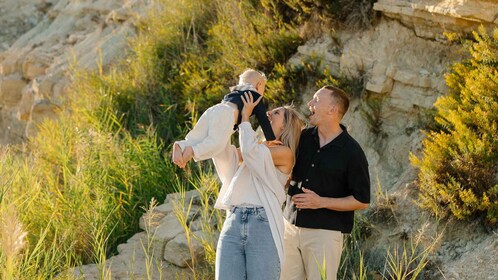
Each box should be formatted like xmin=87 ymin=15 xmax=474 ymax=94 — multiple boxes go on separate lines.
xmin=292 ymin=187 xmax=324 ymax=209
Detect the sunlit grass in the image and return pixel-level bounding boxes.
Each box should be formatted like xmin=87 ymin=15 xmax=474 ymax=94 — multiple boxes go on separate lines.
xmin=0 ymin=0 xmax=472 ymax=278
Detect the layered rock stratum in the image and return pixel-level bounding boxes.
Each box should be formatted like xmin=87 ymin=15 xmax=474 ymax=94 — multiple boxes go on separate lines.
xmin=0 ymin=0 xmax=148 ymax=144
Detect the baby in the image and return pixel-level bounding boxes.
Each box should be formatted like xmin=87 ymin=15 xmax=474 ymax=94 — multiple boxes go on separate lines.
xmin=172 ymin=68 xmax=275 ymax=168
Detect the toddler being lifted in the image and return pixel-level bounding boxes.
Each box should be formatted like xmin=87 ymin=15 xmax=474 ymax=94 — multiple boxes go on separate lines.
xmin=172 ymin=69 xmax=275 ymax=168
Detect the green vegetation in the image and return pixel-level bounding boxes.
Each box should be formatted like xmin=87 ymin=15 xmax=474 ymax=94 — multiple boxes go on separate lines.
xmin=0 ymin=85 xmax=176 ymax=278
xmin=360 ymin=91 xmax=386 ymax=137
xmin=2 ymin=0 xmax=495 ymax=278
xmin=171 ymin=168 xmax=224 ymax=279
xmin=0 ymin=0 xmax=348 ymax=278
xmin=262 ymin=0 xmax=377 ymax=30
xmin=411 ymin=26 xmax=498 ymax=225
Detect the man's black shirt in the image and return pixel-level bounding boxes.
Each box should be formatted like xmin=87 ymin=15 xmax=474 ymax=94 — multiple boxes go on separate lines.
xmin=283 ymin=125 xmax=370 ymax=233
xmin=223 ymin=90 xmax=276 ymax=141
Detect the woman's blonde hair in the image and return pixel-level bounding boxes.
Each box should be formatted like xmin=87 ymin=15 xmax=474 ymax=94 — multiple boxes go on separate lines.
xmin=279 ymin=105 xmax=305 ymax=165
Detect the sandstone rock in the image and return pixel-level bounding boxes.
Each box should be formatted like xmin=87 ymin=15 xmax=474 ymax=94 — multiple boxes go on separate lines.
xmin=139 ymin=210 xmax=167 ymax=231
xmin=163 ymin=230 xmax=212 ymax=268
xmin=69 ymin=231 xmax=190 ymax=280
xmin=22 ymin=60 xmax=47 ymax=80
xmin=0 ymin=57 xmax=21 ymax=76
xmin=51 ymin=79 xmax=68 ymax=103
xmin=106 ymin=9 xmax=129 ymax=24
xmin=289 ymin=36 xmax=342 ymax=74
xmin=374 ymin=0 xmax=497 ymax=39
xmin=166 ymin=189 xmax=202 ymax=206
xmin=388 ymin=83 xmax=439 ymax=111
xmin=366 ymin=64 xmax=394 ymax=94
xmin=0 ymin=0 xmax=45 ymax=53
xmin=0 ymin=75 xmax=27 ymax=106
xmin=31 ymin=77 xmax=55 ymax=99
xmin=140 ymin=203 xmax=200 ymax=231
xmin=25 ymin=99 xmax=60 ymax=138
xmin=116 ymin=231 xmax=163 ymax=262
xmin=365 ymin=77 xmax=394 ymax=94
xmin=150 ymin=214 xmax=185 ymax=244
xmin=155 ymin=202 xmax=175 ymax=214
xmin=17 ymin=84 xmax=34 ymax=121
xmin=66 ymin=192 xmax=206 ymax=279
xmin=66 ymin=34 xmax=85 ymax=45
xmin=0 ymin=0 xmax=149 ymax=144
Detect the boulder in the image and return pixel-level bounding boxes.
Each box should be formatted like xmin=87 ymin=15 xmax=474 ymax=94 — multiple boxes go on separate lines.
xmin=163 ymin=230 xmax=213 ymax=268
xmin=0 ymin=75 xmax=26 ymax=106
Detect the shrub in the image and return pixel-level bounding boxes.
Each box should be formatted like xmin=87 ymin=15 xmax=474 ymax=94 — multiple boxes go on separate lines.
xmin=262 ymin=0 xmax=377 ymax=30
xmin=170 ymin=0 xmax=303 ymax=115
xmin=411 ymin=26 xmax=498 ymax=225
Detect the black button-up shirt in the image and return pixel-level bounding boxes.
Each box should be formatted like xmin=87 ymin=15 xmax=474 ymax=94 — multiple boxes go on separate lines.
xmin=283 ymin=125 xmax=370 ymax=233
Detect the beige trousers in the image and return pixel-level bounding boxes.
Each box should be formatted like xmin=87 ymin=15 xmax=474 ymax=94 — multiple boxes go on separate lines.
xmin=280 ymin=219 xmax=343 ymax=280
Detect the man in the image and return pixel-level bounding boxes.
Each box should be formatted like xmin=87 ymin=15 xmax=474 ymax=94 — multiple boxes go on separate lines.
xmin=281 ymin=85 xmax=370 ymax=280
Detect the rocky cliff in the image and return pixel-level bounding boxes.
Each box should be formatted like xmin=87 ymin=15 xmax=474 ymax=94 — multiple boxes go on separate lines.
xmin=0 ymin=0 xmax=147 ymax=144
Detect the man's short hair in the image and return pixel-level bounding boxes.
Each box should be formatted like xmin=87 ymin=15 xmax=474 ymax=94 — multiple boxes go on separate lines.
xmin=323 ymin=85 xmax=350 ymax=117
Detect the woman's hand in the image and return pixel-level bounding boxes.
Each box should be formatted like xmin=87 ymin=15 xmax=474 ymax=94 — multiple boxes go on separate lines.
xmin=240 ymin=92 xmax=263 ymax=122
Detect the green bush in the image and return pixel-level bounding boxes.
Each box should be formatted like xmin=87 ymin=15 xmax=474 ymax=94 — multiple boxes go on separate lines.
xmin=167 ymin=0 xmax=303 ymax=115
xmin=262 ymin=0 xmax=377 ymax=30
xmin=411 ymin=26 xmax=498 ymax=225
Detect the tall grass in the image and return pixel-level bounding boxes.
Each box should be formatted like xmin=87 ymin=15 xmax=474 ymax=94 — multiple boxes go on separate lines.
xmin=339 ymin=214 xmax=371 ymax=280
xmin=383 ymin=224 xmax=441 ymax=280
xmin=171 ymin=166 xmax=224 ymax=279
xmin=0 ymin=99 xmax=176 ymax=278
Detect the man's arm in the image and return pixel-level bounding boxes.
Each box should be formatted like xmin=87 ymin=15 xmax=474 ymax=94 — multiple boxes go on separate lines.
xmin=292 ymin=188 xmax=369 ymax=211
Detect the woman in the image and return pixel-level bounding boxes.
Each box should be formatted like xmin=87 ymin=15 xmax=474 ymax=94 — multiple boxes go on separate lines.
xmin=212 ymin=93 xmax=304 ymax=280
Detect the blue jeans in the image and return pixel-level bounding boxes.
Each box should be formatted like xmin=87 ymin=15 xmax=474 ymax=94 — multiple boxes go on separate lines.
xmin=216 ymin=206 xmax=280 ymax=280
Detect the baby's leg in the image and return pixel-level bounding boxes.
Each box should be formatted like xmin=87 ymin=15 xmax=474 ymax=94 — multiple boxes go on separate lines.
xmin=189 ymin=105 xmax=235 ymax=161
xmin=173 ymin=106 xmax=214 ymax=167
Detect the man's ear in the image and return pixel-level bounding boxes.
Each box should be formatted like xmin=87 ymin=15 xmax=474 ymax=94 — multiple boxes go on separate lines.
xmin=327 ymin=104 xmax=336 ymax=115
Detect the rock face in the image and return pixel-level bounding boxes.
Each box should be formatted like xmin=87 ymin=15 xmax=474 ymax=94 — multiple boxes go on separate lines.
xmin=292 ymin=18 xmax=461 ymax=190
xmin=0 ymin=0 xmax=148 ymax=145
xmin=374 ymin=0 xmax=498 ymax=40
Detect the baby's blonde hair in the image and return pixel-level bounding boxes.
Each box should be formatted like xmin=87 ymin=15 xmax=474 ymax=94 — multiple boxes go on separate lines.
xmin=279 ymin=105 xmax=305 ymax=165
xmin=239 ymin=68 xmax=267 ymax=86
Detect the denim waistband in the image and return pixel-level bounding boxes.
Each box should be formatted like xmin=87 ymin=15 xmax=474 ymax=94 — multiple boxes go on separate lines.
xmin=231 ymin=205 xmax=264 ymax=213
